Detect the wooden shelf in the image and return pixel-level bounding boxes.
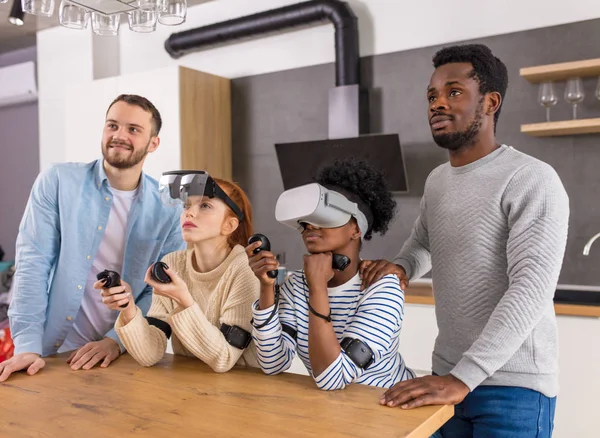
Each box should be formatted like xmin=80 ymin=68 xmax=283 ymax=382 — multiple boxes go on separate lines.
xmin=554 ymin=303 xmax=600 ymax=318
xmin=521 ymin=118 xmax=600 ymax=137
xmin=520 ymin=58 xmax=600 ymax=83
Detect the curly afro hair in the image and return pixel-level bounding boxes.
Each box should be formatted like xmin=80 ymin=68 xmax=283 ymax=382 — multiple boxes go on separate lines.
xmin=432 ymin=44 xmax=508 ymax=130
xmin=316 ymin=157 xmax=397 ymax=241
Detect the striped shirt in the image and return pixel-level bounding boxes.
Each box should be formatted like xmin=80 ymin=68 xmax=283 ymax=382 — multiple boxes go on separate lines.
xmin=252 ymin=271 xmax=415 ymax=390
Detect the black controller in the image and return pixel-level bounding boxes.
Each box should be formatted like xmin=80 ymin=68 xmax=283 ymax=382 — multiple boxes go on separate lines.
xmin=332 ymin=254 xmax=351 ymax=271
xmin=248 ymin=234 xmax=278 ymax=279
xmin=151 ymin=261 xmax=171 ymax=284
xmin=97 ymin=270 xmax=128 ymax=309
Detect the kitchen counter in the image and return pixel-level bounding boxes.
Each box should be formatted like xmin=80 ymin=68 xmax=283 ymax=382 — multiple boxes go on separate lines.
xmin=405 ymin=280 xmax=600 ymax=317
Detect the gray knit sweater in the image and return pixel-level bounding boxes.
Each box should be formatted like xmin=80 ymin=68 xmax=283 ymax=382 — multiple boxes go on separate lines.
xmin=395 ymin=145 xmax=569 ymax=397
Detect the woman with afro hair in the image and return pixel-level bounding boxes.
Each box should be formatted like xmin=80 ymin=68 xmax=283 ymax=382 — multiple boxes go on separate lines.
xmin=247 ymin=157 xmax=414 ymax=390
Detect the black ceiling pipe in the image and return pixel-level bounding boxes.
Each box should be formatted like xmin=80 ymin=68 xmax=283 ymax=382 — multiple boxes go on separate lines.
xmin=164 ymin=0 xmax=359 ymax=87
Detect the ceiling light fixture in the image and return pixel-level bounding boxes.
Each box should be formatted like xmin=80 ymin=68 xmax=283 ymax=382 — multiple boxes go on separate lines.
xmin=8 ymin=0 xmax=25 ymax=26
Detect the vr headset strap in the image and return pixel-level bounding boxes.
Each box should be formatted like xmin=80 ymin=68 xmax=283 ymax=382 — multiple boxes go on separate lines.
xmin=211 ymin=180 xmax=245 ymax=222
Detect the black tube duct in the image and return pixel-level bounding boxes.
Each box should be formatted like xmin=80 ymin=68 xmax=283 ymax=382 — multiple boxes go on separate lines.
xmin=164 ymin=0 xmax=359 ymax=87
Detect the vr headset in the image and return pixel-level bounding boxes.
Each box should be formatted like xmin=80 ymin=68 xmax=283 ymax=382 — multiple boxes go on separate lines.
xmin=159 ymin=170 xmax=244 ymax=221
xmin=275 ymin=183 xmax=370 ymax=237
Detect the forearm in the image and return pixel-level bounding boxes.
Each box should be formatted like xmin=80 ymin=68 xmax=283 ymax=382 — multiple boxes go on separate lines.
xmin=307 ymin=286 xmax=340 ymax=377
xmin=9 ymin=256 xmax=52 ymax=356
xmin=169 ymin=303 xmax=244 ymax=373
xmin=258 ymin=283 xmax=275 ymax=310
xmin=252 ymin=301 xmax=296 ymax=375
xmin=453 ymin=218 xmax=568 ymax=389
xmin=8 ymin=167 xmax=60 ymax=356
xmin=393 ymin=238 xmax=431 ymax=280
xmin=393 ymin=209 xmax=430 ymax=280
xmin=452 ymin=279 xmax=558 ymax=389
xmin=118 ymin=304 xmax=137 ymax=326
xmin=115 ymin=307 xmax=167 ymax=367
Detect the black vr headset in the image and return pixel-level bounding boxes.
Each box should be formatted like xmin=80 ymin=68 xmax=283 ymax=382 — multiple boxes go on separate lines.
xmin=159 ymin=170 xmax=244 ymax=221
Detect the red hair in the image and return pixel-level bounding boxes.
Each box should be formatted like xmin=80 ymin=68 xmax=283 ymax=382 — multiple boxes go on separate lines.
xmin=213 ymin=178 xmax=253 ymax=248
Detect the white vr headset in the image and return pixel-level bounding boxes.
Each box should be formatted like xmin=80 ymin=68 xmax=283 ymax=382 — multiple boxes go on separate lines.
xmin=275 ymin=183 xmax=369 ymax=237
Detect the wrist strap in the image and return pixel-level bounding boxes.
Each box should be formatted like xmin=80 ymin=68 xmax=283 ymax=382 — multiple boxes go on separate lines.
xmin=252 ymin=284 xmax=280 ymax=329
xmin=307 ymin=299 xmax=332 ymax=322
xmin=301 ymin=272 xmax=332 ymax=322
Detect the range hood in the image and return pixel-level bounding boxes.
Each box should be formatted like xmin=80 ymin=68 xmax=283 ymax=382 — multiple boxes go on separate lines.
xmin=165 ymin=0 xmax=408 ymax=192
xmin=275 ymin=135 xmax=408 ymax=192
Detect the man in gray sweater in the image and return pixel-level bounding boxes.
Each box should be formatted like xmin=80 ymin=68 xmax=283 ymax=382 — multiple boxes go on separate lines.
xmin=361 ymin=44 xmax=569 ymax=437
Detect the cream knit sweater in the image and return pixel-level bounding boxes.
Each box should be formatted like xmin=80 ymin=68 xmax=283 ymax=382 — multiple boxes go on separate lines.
xmin=115 ymin=245 xmax=260 ymax=372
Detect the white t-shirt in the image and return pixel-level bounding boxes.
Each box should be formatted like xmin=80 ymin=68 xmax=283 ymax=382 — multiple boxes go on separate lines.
xmin=59 ymin=186 xmax=138 ymax=352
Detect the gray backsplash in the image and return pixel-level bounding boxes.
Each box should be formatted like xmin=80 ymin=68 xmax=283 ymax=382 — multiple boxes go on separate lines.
xmin=231 ymin=18 xmax=600 ymax=286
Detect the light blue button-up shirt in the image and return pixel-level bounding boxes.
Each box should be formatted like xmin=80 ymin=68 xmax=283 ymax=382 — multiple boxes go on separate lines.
xmin=9 ymin=159 xmax=186 ymax=356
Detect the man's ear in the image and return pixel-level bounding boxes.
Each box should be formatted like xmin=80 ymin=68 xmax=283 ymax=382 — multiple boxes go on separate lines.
xmin=486 ymin=91 xmax=502 ymax=116
xmin=148 ymin=136 xmax=160 ymax=153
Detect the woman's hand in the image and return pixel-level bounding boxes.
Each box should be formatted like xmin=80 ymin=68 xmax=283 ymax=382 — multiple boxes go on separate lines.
xmin=246 ymin=241 xmax=280 ymax=309
xmin=144 ymin=264 xmax=194 ymax=309
xmin=304 ymin=252 xmax=334 ymax=293
xmin=246 ymin=241 xmax=279 ymax=286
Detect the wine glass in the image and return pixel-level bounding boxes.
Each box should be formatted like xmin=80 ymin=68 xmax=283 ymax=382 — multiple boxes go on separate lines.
xmin=538 ymin=82 xmax=558 ymax=122
xmin=564 ymin=77 xmax=585 ymax=120
xmin=159 ymin=0 xmax=186 ymax=25
xmin=91 ymin=12 xmax=120 ymax=36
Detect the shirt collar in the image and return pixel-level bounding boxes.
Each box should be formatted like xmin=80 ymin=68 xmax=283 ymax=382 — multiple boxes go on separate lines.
xmin=94 ymin=158 xmax=108 ymax=189
xmin=93 ymin=158 xmax=146 ymax=202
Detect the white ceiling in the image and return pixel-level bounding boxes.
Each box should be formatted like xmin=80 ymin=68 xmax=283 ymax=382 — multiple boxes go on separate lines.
xmin=0 ymin=0 xmax=215 ymax=54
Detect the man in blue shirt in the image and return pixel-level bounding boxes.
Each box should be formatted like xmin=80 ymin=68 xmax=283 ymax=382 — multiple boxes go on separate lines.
xmin=0 ymin=94 xmax=185 ymax=381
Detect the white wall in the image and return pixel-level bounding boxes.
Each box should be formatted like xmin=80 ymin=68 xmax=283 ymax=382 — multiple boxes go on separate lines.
xmin=63 ymin=66 xmax=183 ymax=181
xmin=37 ymin=26 xmax=94 ymax=169
xmin=38 ymin=0 xmax=600 ymax=170
xmin=118 ymin=0 xmax=600 ymax=78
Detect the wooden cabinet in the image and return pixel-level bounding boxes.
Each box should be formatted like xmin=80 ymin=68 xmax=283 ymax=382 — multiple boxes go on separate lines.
xmin=64 ymin=66 xmax=231 ymax=181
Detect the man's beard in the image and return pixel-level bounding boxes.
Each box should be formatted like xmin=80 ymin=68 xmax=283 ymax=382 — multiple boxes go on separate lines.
xmin=432 ymin=100 xmax=484 ymax=152
xmin=102 ymin=139 xmax=150 ymax=169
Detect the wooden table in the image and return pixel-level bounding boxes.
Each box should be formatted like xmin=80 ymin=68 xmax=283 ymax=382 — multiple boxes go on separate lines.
xmin=0 ymin=354 xmax=453 ymax=437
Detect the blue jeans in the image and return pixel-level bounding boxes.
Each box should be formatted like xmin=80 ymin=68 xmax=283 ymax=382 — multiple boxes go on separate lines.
xmin=431 ymin=385 xmax=556 ymax=438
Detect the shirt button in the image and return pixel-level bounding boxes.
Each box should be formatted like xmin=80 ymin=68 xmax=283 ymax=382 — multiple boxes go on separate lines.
xmin=97 ymin=226 xmax=103 ymax=231
xmin=86 ymin=255 xmax=91 ymax=260
xmin=105 ymin=197 xmax=110 ymax=201
xmin=55 ymin=342 xmax=60 ymax=347
xmin=97 ymin=184 xmax=101 ymax=188
xmin=67 ymin=316 xmax=72 ymax=321
xmin=77 ymin=285 xmax=82 ymax=290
